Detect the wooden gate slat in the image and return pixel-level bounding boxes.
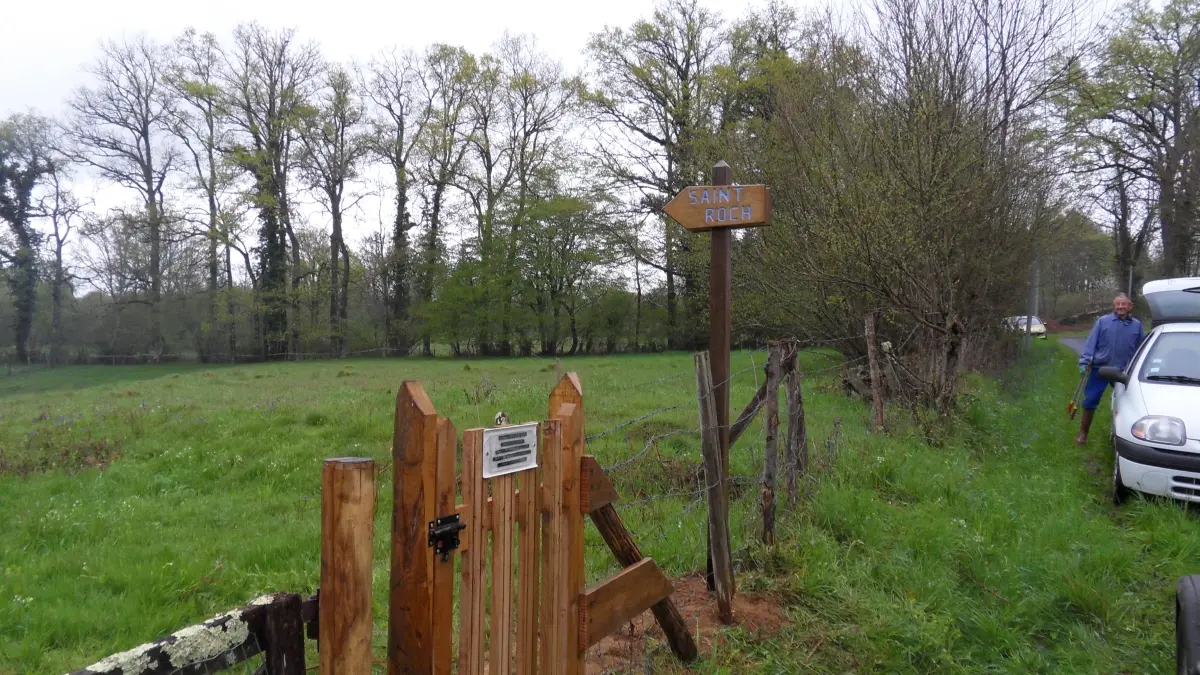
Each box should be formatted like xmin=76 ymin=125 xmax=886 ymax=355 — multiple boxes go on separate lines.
xmin=489 ymin=473 xmax=516 ymax=675
xmin=387 ymin=381 xmax=438 ymax=675
xmin=433 ymin=418 xmax=457 ymax=675
xmin=558 ymin=402 xmax=585 ymax=672
xmin=538 ymin=418 xmax=565 ymax=673
xmin=459 ymin=429 xmax=487 ymax=675
xmin=515 ymin=434 xmax=541 ymax=675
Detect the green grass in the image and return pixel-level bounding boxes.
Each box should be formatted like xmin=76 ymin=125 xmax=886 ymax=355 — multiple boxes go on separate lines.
xmin=1 ymin=345 xmax=1197 ymax=673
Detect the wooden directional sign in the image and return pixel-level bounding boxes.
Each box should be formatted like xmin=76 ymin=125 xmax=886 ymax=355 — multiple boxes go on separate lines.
xmin=664 ymin=184 xmax=772 ymax=232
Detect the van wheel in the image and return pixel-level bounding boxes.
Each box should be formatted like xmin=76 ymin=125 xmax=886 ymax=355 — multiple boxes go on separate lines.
xmin=1113 ymin=448 xmax=1132 ymax=506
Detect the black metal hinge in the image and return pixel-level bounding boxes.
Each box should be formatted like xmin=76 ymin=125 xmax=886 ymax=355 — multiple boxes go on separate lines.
xmin=428 ymin=514 xmax=466 ymax=562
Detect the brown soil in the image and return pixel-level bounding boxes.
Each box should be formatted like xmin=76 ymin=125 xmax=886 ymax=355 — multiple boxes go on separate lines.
xmin=584 ymin=572 xmax=789 ymax=674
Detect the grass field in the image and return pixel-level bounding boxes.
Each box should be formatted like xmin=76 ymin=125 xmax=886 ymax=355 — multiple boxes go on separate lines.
xmin=2 ymin=344 xmax=1199 ymax=673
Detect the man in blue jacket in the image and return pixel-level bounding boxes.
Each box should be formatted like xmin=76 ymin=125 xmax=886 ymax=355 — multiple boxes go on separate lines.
xmin=1077 ymin=293 xmax=1145 ymax=445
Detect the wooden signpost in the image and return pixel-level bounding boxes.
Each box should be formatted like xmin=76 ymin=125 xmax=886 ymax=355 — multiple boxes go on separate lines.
xmin=666 ymin=161 xmax=771 ymax=623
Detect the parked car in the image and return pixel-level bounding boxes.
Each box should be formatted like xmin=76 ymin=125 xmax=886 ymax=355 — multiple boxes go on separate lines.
xmin=1098 ymin=277 xmax=1200 ymax=505
xmin=1004 ymin=315 xmax=1047 ymax=337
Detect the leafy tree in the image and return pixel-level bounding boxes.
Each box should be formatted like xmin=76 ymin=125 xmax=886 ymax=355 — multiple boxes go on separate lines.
xmin=0 ymin=114 xmax=55 ymax=362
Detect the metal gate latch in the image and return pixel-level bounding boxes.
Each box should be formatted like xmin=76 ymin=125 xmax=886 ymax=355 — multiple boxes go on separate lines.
xmin=428 ymin=514 xmax=466 ymax=561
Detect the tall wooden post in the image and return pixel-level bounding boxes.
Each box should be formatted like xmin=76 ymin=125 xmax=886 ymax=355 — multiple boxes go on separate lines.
xmin=706 ymin=160 xmax=733 ymax=591
xmin=664 ymin=161 xmax=770 ymax=621
xmin=320 ymin=457 xmax=376 ymax=675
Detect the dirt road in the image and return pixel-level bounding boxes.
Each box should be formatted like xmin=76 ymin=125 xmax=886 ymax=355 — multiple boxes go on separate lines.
xmin=1060 ymin=336 xmax=1086 ymax=356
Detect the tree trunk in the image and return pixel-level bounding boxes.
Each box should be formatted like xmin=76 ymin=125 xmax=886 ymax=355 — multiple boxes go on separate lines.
xmin=421 ymin=184 xmax=445 ymax=357
xmin=330 ymin=206 xmax=343 ymax=357
xmin=205 ymin=192 xmax=219 ymax=363
xmin=11 ymin=244 xmax=36 ymax=363
xmin=568 ymin=311 xmax=579 ymax=355
xmin=280 ymin=177 xmax=301 ymax=360
xmin=340 ymin=238 xmax=350 ymax=353
xmin=50 ymin=241 xmax=67 ymax=367
xmin=147 ymin=193 xmax=163 ymax=357
xmin=634 ymin=258 xmax=642 ymax=352
xmin=665 ymin=226 xmax=677 ymax=350
xmin=389 ymin=170 xmax=410 ymax=354
xmin=1160 ymin=181 xmax=1191 ymax=278
xmin=225 ymin=236 xmax=237 ymax=363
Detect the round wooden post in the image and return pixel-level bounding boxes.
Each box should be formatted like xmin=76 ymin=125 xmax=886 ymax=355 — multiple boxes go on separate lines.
xmin=707 ymin=160 xmax=734 ymax=598
xmin=321 ymin=457 xmax=376 ymax=675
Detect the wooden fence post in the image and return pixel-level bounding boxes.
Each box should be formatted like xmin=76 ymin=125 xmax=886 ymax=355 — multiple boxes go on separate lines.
xmin=320 ymin=457 xmax=376 ymax=675
xmin=784 ymin=346 xmax=808 ymax=506
xmin=695 ymin=351 xmax=735 ymax=624
xmin=761 ymin=343 xmax=782 ymax=546
xmin=388 ymin=381 xmax=439 ymax=675
xmin=540 ymin=417 xmax=566 ymax=673
xmin=865 ymin=313 xmax=886 ymax=432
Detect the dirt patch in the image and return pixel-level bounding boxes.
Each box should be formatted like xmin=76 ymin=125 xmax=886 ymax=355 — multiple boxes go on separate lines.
xmin=584 ymin=573 xmax=789 ymax=673
xmin=0 ymin=439 xmax=119 ymax=477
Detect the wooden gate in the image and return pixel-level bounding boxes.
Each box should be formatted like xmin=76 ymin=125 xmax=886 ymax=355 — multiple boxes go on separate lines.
xmin=386 ymin=373 xmax=697 ymax=675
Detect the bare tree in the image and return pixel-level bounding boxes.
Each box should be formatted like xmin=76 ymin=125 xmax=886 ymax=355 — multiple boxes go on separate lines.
xmin=494 ymin=34 xmax=575 ymax=354
xmin=165 ymin=28 xmax=239 ymax=361
xmin=66 ymin=35 xmax=178 ymax=356
xmin=297 ymin=65 xmax=369 ymax=356
xmin=39 ymin=165 xmax=84 ymax=366
xmin=414 ymin=44 xmax=475 ymax=356
xmin=360 ymin=49 xmax=435 ymax=354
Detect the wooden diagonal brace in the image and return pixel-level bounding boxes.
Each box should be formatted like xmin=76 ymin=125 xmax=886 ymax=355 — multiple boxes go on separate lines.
xmin=584 ymin=458 xmax=699 ymax=663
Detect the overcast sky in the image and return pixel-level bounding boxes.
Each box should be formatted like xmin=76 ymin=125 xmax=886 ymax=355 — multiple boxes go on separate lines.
xmin=0 ymin=0 xmax=1116 ymax=252
xmin=2 ymin=0 xmax=827 ymax=250
xmin=1 ymin=0 xmax=810 ymax=116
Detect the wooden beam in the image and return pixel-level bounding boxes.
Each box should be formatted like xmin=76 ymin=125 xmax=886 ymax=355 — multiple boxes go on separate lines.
xmin=580 ymin=559 xmax=674 ymax=649
xmin=729 ymin=352 xmax=796 ymax=451
xmin=67 ymin=593 xmax=295 ymax=675
xmin=580 ymin=455 xmax=619 ymax=513
xmin=588 ymin=504 xmax=698 ymax=662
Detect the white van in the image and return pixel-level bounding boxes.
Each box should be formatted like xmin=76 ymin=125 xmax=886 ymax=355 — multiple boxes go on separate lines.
xmin=1099 ymin=278 xmax=1200 ymax=504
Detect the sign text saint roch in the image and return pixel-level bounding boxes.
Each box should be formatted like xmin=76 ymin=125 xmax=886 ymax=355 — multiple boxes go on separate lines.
xmin=664 ymin=182 xmax=771 ymax=232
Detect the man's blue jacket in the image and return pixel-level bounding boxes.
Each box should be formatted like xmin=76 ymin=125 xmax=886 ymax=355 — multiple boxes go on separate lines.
xmin=1080 ymin=313 xmax=1145 ymax=370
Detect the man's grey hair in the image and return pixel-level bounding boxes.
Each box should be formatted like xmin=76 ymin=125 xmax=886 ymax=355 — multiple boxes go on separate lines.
xmin=1115 ymin=293 xmax=1131 ymax=301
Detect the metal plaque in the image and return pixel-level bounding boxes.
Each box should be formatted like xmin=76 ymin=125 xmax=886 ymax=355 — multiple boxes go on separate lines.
xmin=482 ymin=422 xmax=539 ymax=479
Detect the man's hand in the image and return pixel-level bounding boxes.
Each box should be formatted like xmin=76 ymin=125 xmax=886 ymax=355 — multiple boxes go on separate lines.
xmin=1079 ymin=365 xmax=1088 ymax=375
